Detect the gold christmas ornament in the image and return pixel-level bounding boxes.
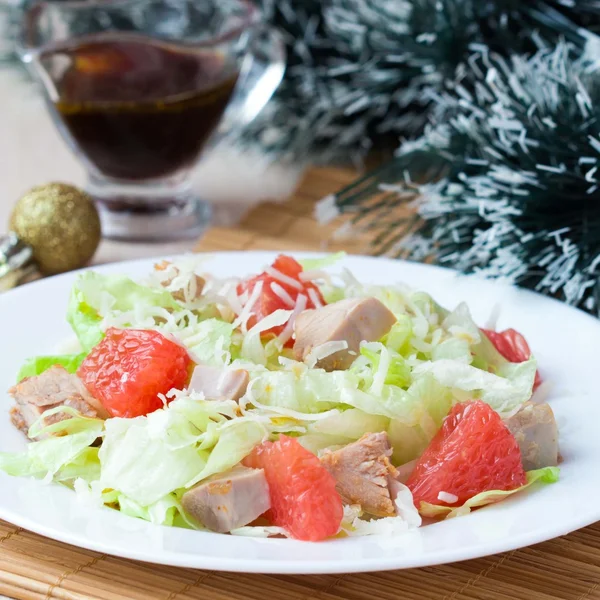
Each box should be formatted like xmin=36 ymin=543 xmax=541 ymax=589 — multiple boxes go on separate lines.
xmin=9 ymin=183 xmax=101 ymax=276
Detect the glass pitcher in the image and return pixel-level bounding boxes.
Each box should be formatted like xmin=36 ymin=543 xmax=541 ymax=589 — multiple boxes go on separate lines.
xmin=19 ymin=0 xmax=285 ymax=241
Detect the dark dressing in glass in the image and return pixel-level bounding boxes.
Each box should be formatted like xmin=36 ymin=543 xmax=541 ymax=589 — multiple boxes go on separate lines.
xmin=47 ymin=37 xmax=238 ymax=180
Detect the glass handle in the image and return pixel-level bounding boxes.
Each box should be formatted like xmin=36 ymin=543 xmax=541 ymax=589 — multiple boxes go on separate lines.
xmin=218 ymin=24 xmax=286 ymax=134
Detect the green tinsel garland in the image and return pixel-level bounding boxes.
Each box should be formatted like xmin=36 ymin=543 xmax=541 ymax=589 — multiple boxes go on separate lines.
xmin=322 ymin=41 xmax=600 ymax=313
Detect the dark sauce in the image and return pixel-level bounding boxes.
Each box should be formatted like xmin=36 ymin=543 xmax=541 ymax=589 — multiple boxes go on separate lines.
xmin=47 ymin=38 xmax=238 ymax=181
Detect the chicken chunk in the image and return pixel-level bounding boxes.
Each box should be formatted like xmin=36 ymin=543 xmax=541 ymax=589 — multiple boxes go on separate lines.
xmin=505 ymin=402 xmax=559 ymax=470
xmin=9 ymin=366 xmax=109 ymax=439
xmin=188 ymin=364 xmax=249 ymax=401
xmin=155 ymin=261 xmax=205 ymax=303
xmin=181 ymin=466 xmax=271 ymax=533
xmin=320 ymin=432 xmax=398 ymax=517
xmin=293 ymin=297 xmax=396 ymax=371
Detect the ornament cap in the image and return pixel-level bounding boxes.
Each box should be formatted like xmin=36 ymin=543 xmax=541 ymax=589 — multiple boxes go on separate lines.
xmin=0 ymin=233 xmax=40 ymax=292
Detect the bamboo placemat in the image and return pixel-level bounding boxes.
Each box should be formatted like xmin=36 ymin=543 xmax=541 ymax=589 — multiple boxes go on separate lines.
xmin=1 ymin=167 xmax=599 ymax=600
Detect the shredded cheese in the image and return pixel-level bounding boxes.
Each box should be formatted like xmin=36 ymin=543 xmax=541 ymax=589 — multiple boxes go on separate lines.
xmin=277 ymin=293 xmax=307 ymax=345
xmin=304 ymin=340 xmax=348 ymax=368
xmin=307 ymin=287 xmax=324 ymax=308
xmin=369 ymin=343 xmax=390 ymax=396
xmin=221 ymin=281 xmax=244 ymax=316
xmin=485 ymin=302 xmax=501 ymax=330
xmin=437 ymin=491 xmax=459 ymax=504
xmin=264 ymin=266 xmax=303 ymax=291
xmin=299 ymin=269 xmax=332 ymax=283
xmin=270 ymin=281 xmax=295 ymax=308
xmin=234 ymin=280 xmax=263 ymax=333
xmin=242 ymin=309 xmax=292 ymax=365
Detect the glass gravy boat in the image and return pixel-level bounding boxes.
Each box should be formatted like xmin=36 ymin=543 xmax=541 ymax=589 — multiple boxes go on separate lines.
xmin=19 ymin=0 xmax=285 ymax=241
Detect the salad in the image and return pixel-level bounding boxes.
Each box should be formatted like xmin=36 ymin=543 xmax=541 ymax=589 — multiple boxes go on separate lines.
xmin=0 ymin=254 xmax=559 ymax=541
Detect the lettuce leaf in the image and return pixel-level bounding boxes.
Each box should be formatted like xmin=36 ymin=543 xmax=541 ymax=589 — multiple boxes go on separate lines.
xmin=67 ymin=272 xmax=181 ymax=351
xmin=99 ymin=408 xmax=209 ymax=506
xmin=55 ymin=447 xmax=101 ymax=483
xmin=98 ymin=396 xmax=267 ymax=505
xmin=74 ymin=479 xmax=195 ymax=528
xmin=441 ymin=302 xmax=482 ymax=345
xmin=184 ymin=318 xmax=234 ymax=366
xmin=431 ymin=338 xmax=472 ymax=363
xmin=309 ymin=409 xmax=389 ymax=440
xmin=185 ymin=419 xmax=267 ymax=486
xmin=413 ymin=358 xmax=536 ymax=418
xmin=383 ymin=315 xmax=413 ymax=355
xmin=250 ymin=368 xmax=422 ymax=423
xmin=387 ymin=375 xmax=453 ymax=464
xmin=358 ymin=344 xmax=411 ymax=389
xmin=16 ymin=352 xmax=87 ymax=382
xmin=419 ymin=466 xmax=560 ymax=519
xmin=0 ymin=410 xmax=103 ymax=481
xmin=298 ymin=252 xmax=346 ymax=271
xmin=116 ymin=493 xmax=182 ymax=527
xmin=297 ymin=409 xmax=390 ymax=454
xmin=250 ymin=352 xmax=463 ymax=432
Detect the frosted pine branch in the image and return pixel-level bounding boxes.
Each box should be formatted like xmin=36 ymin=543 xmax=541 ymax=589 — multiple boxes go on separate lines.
xmin=323 ymin=42 xmax=600 ymax=313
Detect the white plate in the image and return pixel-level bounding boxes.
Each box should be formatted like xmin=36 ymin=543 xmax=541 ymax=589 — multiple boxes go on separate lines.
xmin=1 ymin=251 xmax=599 ymax=574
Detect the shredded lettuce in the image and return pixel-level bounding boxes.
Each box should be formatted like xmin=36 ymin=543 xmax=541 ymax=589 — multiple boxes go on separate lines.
xmin=321 ymin=281 xmax=532 ymax=406
xmin=186 ymin=419 xmax=267 ymax=486
xmin=99 ymin=408 xmax=209 ymax=506
xmin=387 ymin=375 xmax=453 ymax=464
xmin=358 ymin=343 xmax=411 ymax=389
xmin=249 ymin=368 xmax=422 ymax=423
xmin=0 ymin=409 xmax=103 ymax=481
xmin=184 ymin=318 xmax=234 ymax=366
xmin=55 ymin=447 xmax=101 ymax=483
xmin=309 ymin=409 xmax=389 ymax=440
xmin=99 ymin=397 xmax=267 ymax=506
xmin=74 ymin=479 xmax=193 ymax=528
xmin=419 ymin=467 xmax=560 ymax=519
xmin=413 ymin=358 xmax=536 ymax=419
xmin=67 ymin=272 xmax=181 ymax=350
xmin=116 ymin=493 xmax=183 ymax=527
xmin=241 ymin=309 xmax=291 ymax=365
xmin=383 ymin=315 xmax=413 ymax=354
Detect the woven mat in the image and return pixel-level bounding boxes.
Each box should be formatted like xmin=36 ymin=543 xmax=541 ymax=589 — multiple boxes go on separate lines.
xmin=1 ymin=167 xmax=599 ymax=600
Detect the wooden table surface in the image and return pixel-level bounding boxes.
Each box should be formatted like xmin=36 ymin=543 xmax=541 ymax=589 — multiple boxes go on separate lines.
xmin=1 ymin=167 xmax=599 ymax=600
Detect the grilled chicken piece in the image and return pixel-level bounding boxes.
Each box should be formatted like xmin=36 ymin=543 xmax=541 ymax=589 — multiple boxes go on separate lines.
xmin=293 ymin=297 xmax=396 ymax=371
xmin=321 ymin=432 xmax=398 ymax=517
xmin=155 ymin=261 xmax=205 ymax=303
xmin=181 ymin=466 xmax=271 ymax=533
xmin=505 ymin=402 xmax=559 ymax=471
xmin=9 ymin=366 xmax=108 ymax=439
xmin=189 ymin=364 xmax=249 ymax=401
